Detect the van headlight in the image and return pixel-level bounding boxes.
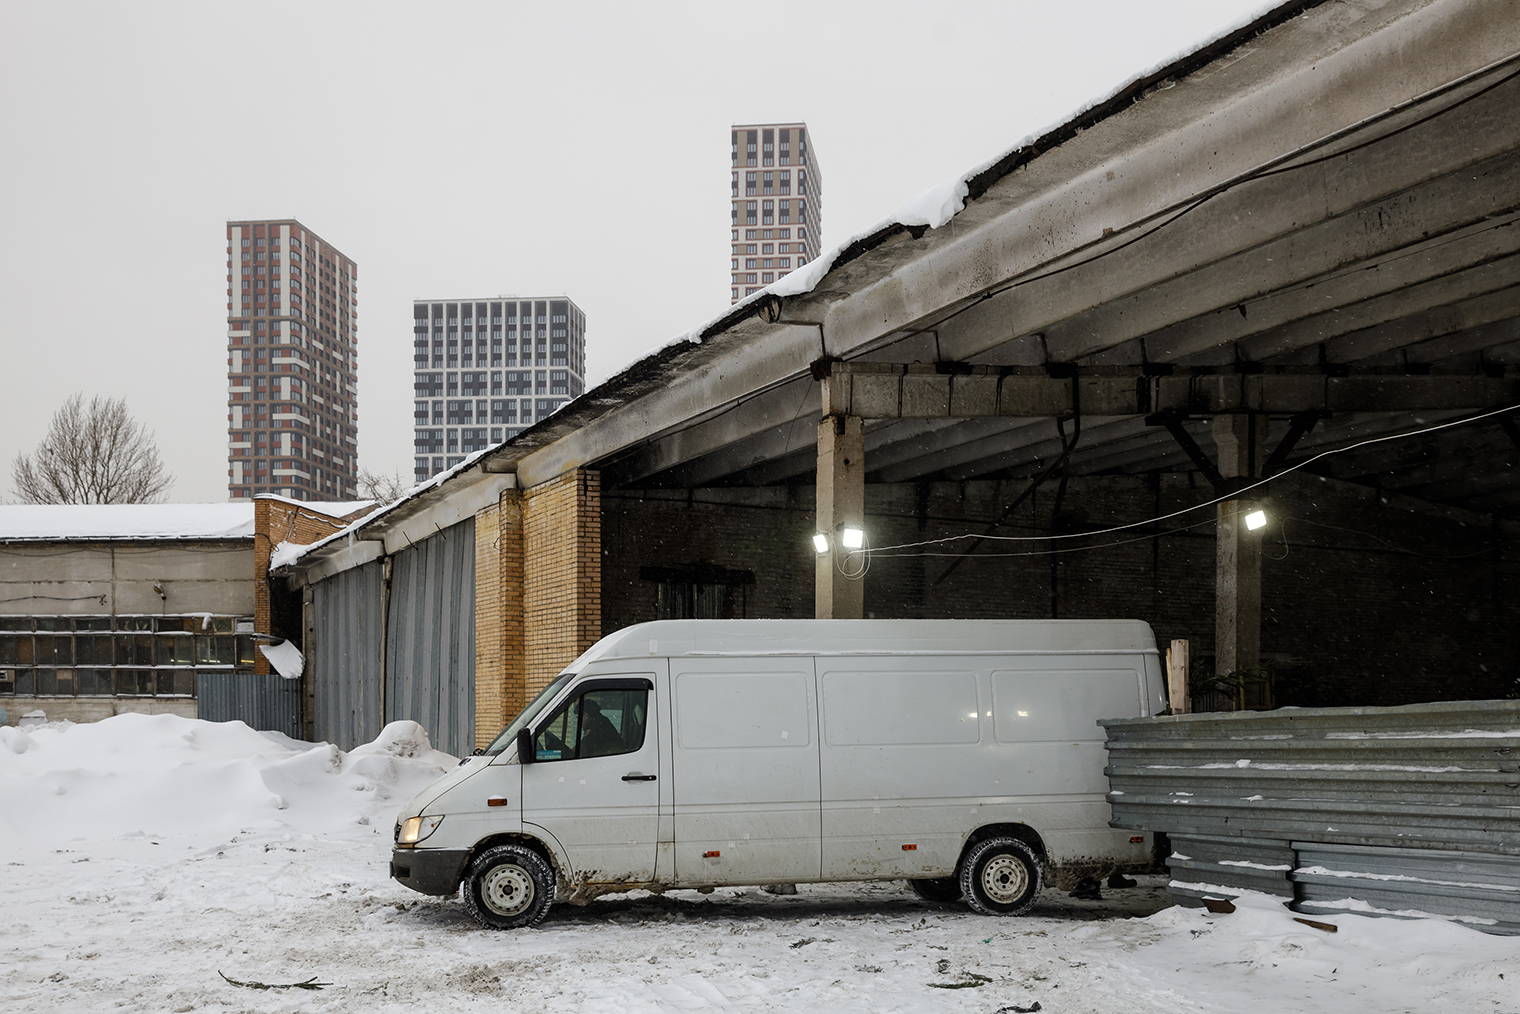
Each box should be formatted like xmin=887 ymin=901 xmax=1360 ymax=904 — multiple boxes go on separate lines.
xmin=396 ymin=815 xmax=444 ymax=846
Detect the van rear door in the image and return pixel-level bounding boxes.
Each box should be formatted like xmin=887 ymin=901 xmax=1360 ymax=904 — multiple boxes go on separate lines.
xmin=669 ymin=657 xmax=822 ymax=884
xmin=520 ymin=675 xmax=660 ymax=886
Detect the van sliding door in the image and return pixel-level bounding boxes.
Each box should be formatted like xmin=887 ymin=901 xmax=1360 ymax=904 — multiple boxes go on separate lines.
xmin=818 ymin=658 xmax=984 ymax=880
xmin=669 ymin=658 xmax=822 ymax=885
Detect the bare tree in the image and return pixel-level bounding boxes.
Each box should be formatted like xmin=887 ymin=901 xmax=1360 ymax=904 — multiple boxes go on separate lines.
xmin=356 ymin=466 xmax=410 ymax=505
xmin=11 ymin=394 xmax=174 ymax=504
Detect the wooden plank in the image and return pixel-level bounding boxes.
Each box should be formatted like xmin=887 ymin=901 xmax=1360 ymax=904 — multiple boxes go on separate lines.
xmin=1168 ymin=639 xmax=1191 ymax=715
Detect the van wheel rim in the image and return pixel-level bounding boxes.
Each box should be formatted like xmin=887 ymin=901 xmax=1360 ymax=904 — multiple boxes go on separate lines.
xmin=981 ymin=855 xmax=1028 ymax=903
xmin=481 ymin=863 xmax=534 ymax=916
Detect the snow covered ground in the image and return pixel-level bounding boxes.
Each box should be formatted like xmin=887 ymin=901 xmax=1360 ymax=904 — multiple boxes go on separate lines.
xmin=2 ymin=715 xmax=1514 ymax=1014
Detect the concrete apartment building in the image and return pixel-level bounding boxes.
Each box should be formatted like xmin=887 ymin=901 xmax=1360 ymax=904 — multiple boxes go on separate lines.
xmin=412 ymin=297 xmax=587 ymax=482
xmin=731 ymin=123 xmax=821 ymax=303
xmin=226 ymin=219 xmax=359 ymax=502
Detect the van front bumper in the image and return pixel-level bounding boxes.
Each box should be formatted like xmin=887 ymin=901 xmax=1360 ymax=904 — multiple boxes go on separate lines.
xmin=391 ymin=847 xmax=471 ymax=897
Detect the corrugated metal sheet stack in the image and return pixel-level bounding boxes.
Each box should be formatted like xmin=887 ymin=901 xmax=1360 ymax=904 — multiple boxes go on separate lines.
xmin=1101 ymin=700 xmax=1520 ymax=934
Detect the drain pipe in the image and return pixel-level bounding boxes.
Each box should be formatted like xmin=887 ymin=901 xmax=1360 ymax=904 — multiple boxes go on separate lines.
xmin=379 ymin=554 xmax=393 ymax=726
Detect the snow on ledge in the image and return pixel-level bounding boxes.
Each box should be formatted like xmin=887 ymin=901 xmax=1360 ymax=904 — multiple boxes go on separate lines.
xmin=268 ymin=540 xmax=306 ymax=571
xmin=258 ymin=640 xmax=304 ymax=680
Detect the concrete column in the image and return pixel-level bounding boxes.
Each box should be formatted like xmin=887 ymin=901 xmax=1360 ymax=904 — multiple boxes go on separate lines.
xmin=816 ymin=415 xmax=865 ymax=619
xmin=1213 ymin=414 xmax=1267 ymax=676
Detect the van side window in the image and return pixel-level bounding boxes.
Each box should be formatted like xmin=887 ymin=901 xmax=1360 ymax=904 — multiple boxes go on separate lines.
xmin=534 ymin=688 xmax=648 ymax=762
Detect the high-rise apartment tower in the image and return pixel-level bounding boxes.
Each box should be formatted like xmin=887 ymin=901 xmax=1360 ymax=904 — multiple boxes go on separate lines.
xmin=730 ymin=122 xmax=822 ymax=304
xmin=412 ymin=296 xmax=587 ymax=483
xmin=225 ymin=219 xmax=358 ymax=501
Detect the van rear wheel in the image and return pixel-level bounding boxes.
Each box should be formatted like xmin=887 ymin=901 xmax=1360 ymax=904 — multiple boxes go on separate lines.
xmin=908 ymin=877 xmax=963 ymax=904
xmin=462 ymin=844 xmax=554 ymax=929
xmin=960 ymin=837 xmax=1042 ymax=916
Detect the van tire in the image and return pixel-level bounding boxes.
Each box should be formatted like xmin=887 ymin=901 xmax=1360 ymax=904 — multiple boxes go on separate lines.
xmin=960 ymin=837 xmax=1042 ymax=916
xmin=462 ymin=844 xmax=555 ymax=929
xmin=908 ymin=877 xmax=963 ymax=904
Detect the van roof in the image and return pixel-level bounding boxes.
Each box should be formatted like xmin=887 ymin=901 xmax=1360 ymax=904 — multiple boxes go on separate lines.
xmin=569 ymin=619 xmax=1157 ymax=670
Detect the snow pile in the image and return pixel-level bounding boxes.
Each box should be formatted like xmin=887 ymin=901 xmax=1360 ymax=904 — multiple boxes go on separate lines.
xmin=0 ymin=713 xmax=456 ymax=849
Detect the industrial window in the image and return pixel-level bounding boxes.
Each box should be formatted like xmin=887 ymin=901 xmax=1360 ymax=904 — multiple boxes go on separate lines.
xmin=641 ymin=564 xmax=753 ymax=620
xmin=533 ymin=687 xmax=648 ymax=762
xmin=0 ymin=615 xmax=256 ymax=700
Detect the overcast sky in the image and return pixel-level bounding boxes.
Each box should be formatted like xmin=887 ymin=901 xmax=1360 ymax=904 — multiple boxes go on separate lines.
xmin=0 ymin=0 xmax=1267 ymax=503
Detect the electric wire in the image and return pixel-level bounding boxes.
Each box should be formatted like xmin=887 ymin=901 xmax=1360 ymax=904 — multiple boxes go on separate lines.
xmin=861 ymin=401 xmax=1520 ymax=555
xmin=849 ymin=59 xmax=1520 ymax=361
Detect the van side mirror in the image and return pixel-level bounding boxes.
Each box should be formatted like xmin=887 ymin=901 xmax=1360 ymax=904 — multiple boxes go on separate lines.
xmin=517 ymin=728 xmax=535 ymax=764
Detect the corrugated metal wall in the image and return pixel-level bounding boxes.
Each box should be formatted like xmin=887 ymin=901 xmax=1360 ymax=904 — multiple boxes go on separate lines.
xmin=312 ymin=559 xmax=384 ymax=750
xmin=386 ymin=520 xmax=475 ymax=757
xmin=197 ymin=672 xmax=303 ymax=740
xmin=1103 ymin=700 xmax=1520 ymax=934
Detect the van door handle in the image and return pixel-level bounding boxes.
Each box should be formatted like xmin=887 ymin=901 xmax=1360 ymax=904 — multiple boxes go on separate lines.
xmin=621 ymin=773 xmax=657 ymax=781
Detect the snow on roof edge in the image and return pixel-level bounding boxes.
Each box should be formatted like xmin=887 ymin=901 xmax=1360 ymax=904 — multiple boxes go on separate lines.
xmin=0 ymin=504 xmax=256 ymax=542
xmin=625 ymin=1 xmax=1301 ymax=366
xmin=269 ymin=443 xmax=504 ymax=571
xmin=254 ymin=494 xmax=377 ymax=519
xmin=272 ymin=0 xmax=1309 ymax=576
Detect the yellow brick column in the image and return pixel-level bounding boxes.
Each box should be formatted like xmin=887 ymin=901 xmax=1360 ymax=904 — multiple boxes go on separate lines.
xmin=522 ymin=469 xmax=602 ymax=699
xmin=474 ymin=490 xmax=525 ymax=749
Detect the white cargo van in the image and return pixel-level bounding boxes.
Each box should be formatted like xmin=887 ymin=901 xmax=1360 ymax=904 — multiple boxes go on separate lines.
xmin=390 ymin=618 xmax=1165 ymax=928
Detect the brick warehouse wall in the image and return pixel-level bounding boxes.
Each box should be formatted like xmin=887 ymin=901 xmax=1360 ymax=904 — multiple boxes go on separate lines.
xmin=473 ymin=490 xmax=526 ymax=749
xmin=602 ymin=472 xmax=1518 ymax=708
xmin=515 ymin=470 xmax=602 ymax=707
xmin=252 ymin=497 xmax=372 ymax=675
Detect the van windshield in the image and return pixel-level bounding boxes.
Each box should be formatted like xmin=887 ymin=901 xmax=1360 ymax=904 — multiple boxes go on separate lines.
xmin=482 ymin=672 xmax=576 ymax=758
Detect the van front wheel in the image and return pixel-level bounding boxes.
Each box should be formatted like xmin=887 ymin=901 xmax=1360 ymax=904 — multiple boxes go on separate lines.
xmin=463 ymin=844 xmax=555 ymax=929
xmin=960 ymin=837 xmax=1042 ymax=916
